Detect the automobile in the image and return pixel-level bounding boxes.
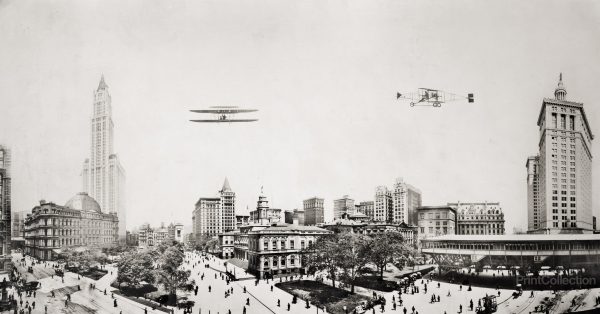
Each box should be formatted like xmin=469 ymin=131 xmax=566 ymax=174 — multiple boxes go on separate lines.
xmin=55 ymin=269 xmax=64 ymax=277
xmin=27 ymin=267 xmax=33 ymax=273
xmin=497 ymin=265 xmax=506 ymax=270
xmin=556 ymin=266 xmax=564 ymax=270
xmin=483 ymin=265 xmax=491 ymax=269
xmin=540 ymin=266 xmax=551 ymax=271
xmin=510 ymin=266 xmax=521 ymax=270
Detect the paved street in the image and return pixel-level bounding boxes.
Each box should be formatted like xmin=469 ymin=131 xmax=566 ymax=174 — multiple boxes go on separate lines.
xmin=8 ymin=252 xmax=600 ymax=314
xmin=8 ymin=253 xmax=166 ymax=314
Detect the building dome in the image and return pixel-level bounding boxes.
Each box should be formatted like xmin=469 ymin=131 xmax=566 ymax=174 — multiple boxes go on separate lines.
xmin=65 ymin=192 xmax=102 ymax=212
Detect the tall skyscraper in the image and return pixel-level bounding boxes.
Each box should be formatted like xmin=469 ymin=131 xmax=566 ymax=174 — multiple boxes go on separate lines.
xmin=303 ymin=197 xmax=324 ymax=225
xmin=392 ymin=178 xmax=422 ymax=225
xmin=192 ymin=178 xmax=237 ymax=239
xmin=81 ymin=75 xmax=126 ymax=241
xmin=333 ymin=195 xmax=355 ymax=220
xmin=527 ymin=74 xmax=594 ymax=233
xmin=220 ymin=178 xmax=236 ymax=232
xmin=0 ymin=146 xmax=12 ymax=273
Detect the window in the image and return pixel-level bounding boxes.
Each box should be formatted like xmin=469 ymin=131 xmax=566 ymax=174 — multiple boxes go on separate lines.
xmin=290 ymin=240 xmax=295 ymax=249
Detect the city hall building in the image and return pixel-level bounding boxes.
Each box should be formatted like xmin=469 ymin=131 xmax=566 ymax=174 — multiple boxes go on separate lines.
xmin=247 ymin=224 xmax=331 ymax=279
xmin=24 ymin=192 xmax=118 ymax=260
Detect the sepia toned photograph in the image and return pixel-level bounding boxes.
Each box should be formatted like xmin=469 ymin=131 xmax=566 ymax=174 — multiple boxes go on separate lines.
xmin=0 ymin=1 xmax=599 ymax=313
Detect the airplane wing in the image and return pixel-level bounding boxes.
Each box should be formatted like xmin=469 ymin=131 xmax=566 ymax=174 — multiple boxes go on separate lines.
xmin=190 ymin=109 xmax=258 ymax=114
xmin=190 ymin=119 xmax=258 ymax=123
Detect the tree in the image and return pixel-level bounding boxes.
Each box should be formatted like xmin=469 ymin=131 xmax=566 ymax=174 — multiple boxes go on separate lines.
xmin=154 ymin=246 xmax=191 ymax=304
xmin=364 ymin=231 xmax=409 ymax=280
xmin=116 ymin=251 xmax=155 ymax=289
xmin=337 ymin=233 xmax=370 ymax=293
xmin=303 ymin=234 xmax=343 ymax=288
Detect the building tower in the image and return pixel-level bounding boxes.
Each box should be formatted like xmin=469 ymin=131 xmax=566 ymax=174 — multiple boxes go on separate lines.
xmin=220 ymin=177 xmax=236 ymax=232
xmin=82 ymin=75 xmax=126 ymax=242
xmin=0 ymin=146 xmax=12 ymax=273
xmin=527 ymin=74 xmax=594 ymax=233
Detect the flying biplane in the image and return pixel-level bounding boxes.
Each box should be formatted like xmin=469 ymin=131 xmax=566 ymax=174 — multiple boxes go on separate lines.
xmin=396 ymin=88 xmax=474 ymax=107
xmin=190 ymin=106 xmax=258 ymax=123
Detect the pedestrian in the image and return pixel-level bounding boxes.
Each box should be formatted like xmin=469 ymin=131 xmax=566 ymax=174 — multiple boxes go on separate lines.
xmin=278 ymin=299 xmax=280 ymax=307
xmin=287 ymin=303 xmax=290 ymax=311
xmin=246 ymin=298 xmax=250 ymax=306
xmin=114 ymin=299 xmax=118 ymax=307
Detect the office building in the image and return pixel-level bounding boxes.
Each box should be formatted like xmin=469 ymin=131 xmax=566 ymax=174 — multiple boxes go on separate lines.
xmin=417 ymin=206 xmax=456 ymax=239
xmin=393 ymin=178 xmax=422 ymax=225
xmin=303 ymin=197 xmax=324 ymax=225
xmin=192 ymin=178 xmax=237 ymax=239
xmin=526 ymin=74 xmax=594 ymax=233
xmin=81 ymin=76 xmax=126 ymax=242
xmin=449 ymin=202 xmax=505 ymax=235
xmin=374 ymin=187 xmax=393 ymax=222
xmin=333 ymin=195 xmax=355 ymax=220
xmin=356 ymin=201 xmax=374 ymax=220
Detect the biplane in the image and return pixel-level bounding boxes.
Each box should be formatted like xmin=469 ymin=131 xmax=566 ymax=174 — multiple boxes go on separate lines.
xmin=190 ymin=106 xmax=258 ymax=123
xmin=397 ymin=88 xmax=474 ymax=107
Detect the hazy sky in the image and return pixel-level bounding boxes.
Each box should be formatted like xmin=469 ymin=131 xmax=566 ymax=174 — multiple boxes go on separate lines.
xmin=0 ymin=0 xmax=599 ymax=232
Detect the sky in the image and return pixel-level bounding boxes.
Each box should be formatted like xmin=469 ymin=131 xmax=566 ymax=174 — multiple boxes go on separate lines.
xmin=0 ymin=0 xmax=599 ymax=232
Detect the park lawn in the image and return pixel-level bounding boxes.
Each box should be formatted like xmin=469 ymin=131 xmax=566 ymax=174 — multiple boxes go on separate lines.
xmin=276 ymin=280 xmax=370 ymax=314
xmin=353 ymin=276 xmax=399 ymax=292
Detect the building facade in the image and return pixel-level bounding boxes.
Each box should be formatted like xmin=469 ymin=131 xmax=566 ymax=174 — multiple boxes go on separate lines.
xmin=449 ymin=202 xmax=505 ymax=235
xmin=81 ymin=76 xmax=126 ymax=242
xmin=168 ymin=222 xmax=184 ymax=243
xmin=527 ymin=74 xmax=594 ymax=233
xmin=220 ymin=178 xmax=236 ymax=232
xmin=323 ymin=219 xmax=418 ymax=247
xmin=374 ymin=187 xmax=393 ymax=222
xmin=393 ymin=178 xmax=422 ymax=225
xmin=24 ymin=193 xmax=118 ymax=260
xmin=417 ymin=206 xmax=456 ymax=239
xmin=193 ymin=197 xmax=221 ymax=238
xmin=0 ymin=146 xmax=12 ymax=273
xmin=12 ymin=210 xmax=25 ymax=239
xmin=357 ymin=201 xmax=374 ymax=220
xmin=235 ymin=214 xmax=250 ymax=229
xmin=526 ymin=156 xmax=541 ymax=230
xmin=192 ymin=179 xmax=237 ymax=240
xmin=284 ymin=209 xmax=305 ymax=225
xmin=303 ymin=197 xmax=324 ymax=225
xmin=333 ymin=195 xmax=355 ymax=220
xmin=247 ymin=224 xmax=332 ymax=279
